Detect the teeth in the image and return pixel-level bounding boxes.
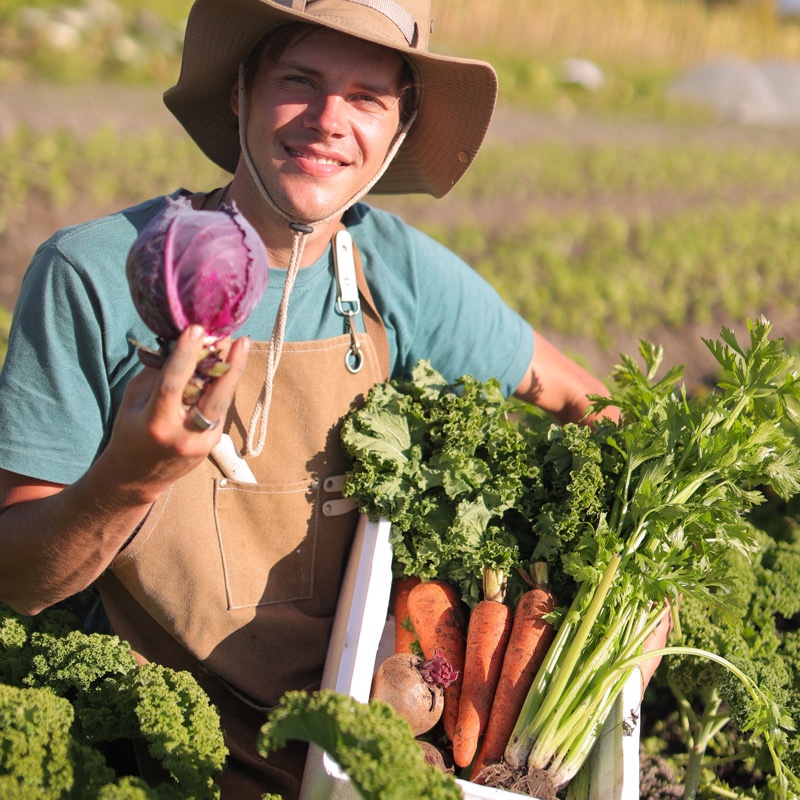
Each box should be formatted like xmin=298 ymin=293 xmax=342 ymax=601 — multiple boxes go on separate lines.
xmin=289 ymin=149 xmax=342 ymax=166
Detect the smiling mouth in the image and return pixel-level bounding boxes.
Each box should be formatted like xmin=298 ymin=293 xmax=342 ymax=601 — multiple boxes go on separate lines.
xmin=287 ymin=148 xmax=345 ymax=166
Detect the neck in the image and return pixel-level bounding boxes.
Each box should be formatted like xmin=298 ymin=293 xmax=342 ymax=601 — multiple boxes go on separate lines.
xmin=227 ymin=173 xmax=345 ymax=269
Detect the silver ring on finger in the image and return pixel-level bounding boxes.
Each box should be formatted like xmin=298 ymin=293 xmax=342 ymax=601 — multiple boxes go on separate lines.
xmin=188 ymin=404 xmax=221 ymax=432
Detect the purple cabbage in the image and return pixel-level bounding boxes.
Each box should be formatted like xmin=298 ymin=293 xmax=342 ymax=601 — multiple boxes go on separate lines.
xmin=126 ymin=196 xmax=268 ymax=344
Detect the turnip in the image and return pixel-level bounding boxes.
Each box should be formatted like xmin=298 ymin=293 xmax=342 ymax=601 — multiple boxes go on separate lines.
xmin=370 ymin=649 xmax=458 ymax=737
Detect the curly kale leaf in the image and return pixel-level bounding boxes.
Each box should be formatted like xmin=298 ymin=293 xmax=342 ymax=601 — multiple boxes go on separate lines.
xmin=258 ymin=689 xmax=461 ymax=800
xmin=0 ymin=603 xmax=227 ymax=799
xmin=529 ymin=422 xmax=621 ymax=593
xmin=0 ymin=684 xmax=77 ymax=799
xmin=131 ymin=663 xmax=227 ymax=795
xmin=342 ymin=360 xmax=545 ymax=605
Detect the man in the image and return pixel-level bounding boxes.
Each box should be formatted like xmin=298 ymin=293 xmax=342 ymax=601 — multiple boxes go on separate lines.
xmin=0 ymin=0 xmax=628 ymax=796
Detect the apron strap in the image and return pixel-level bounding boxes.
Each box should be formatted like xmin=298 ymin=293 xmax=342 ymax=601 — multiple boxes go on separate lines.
xmin=344 ymin=230 xmax=392 ymax=381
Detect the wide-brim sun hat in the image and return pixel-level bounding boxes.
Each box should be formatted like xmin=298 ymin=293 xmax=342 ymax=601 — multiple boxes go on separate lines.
xmin=164 ymin=0 xmax=498 ymax=198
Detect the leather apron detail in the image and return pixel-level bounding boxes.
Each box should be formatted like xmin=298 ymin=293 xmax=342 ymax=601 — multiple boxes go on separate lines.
xmin=96 ymin=245 xmax=390 ymax=800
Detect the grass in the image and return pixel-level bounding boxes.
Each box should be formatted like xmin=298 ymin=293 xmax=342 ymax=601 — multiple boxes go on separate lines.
xmin=437 ymin=0 xmax=800 ymax=67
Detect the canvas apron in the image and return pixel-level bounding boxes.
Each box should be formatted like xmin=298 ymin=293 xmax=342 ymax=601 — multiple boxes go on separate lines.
xmin=96 ymin=238 xmax=390 ymax=799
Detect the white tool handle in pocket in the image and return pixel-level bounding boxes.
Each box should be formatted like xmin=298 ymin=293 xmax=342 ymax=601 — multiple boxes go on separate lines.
xmin=210 ymin=434 xmax=257 ymax=483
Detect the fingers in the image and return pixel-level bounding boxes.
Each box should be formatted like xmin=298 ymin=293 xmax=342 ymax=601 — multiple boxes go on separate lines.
xmin=191 ymin=334 xmax=250 ymax=429
xmin=144 ymin=327 xmax=250 ymax=434
xmin=155 ymin=325 xmax=206 ymax=408
xmin=102 ymin=330 xmax=250 ymax=499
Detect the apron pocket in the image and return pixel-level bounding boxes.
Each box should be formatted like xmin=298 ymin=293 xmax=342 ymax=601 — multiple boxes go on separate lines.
xmin=214 ymin=478 xmax=319 ymax=609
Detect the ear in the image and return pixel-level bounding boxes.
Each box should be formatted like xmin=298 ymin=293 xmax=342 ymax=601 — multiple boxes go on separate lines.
xmin=230 ymin=78 xmax=240 ymax=117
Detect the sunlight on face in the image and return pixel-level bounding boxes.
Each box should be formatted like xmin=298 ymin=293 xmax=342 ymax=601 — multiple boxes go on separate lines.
xmin=244 ymin=26 xmax=408 ymax=223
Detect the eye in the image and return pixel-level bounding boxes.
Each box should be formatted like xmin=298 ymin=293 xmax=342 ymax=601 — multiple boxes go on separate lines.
xmin=352 ymin=91 xmax=400 ymax=114
xmin=276 ymin=72 xmax=316 ymax=92
xmin=353 ymin=93 xmax=383 ymax=108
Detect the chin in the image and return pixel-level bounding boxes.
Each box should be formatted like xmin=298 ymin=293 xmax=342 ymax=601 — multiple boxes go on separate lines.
xmin=272 ymin=177 xmax=355 ymax=223
xmin=286 ymin=199 xmax=348 ymax=225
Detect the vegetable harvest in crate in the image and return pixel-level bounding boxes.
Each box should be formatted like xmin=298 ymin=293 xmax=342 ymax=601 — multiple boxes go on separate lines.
xmin=340 ymin=318 xmax=800 ymax=799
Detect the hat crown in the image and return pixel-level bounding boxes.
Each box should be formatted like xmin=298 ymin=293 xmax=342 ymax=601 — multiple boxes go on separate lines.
xmin=284 ymin=0 xmax=431 ymax=52
xmin=165 ymin=0 xmax=496 ymax=197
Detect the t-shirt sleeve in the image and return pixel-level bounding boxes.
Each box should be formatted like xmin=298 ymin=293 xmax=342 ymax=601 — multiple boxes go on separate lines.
xmin=364 ymin=217 xmax=534 ymax=398
xmin=0 ymin=243 xmax=120 ymax=484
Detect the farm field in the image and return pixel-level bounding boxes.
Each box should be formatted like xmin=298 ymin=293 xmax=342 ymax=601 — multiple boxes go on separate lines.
xmin=2 ymin=79 xmax=800 ymax=389
xmin=5 ymin=2 xmax=800 ymax=798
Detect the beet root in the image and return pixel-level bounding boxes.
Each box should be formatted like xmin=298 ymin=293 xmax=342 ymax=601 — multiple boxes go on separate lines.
xmin=370 ymin=652 xmax=445 ymax=736
xmin=418 ymin=740 xmax=453 ymax=773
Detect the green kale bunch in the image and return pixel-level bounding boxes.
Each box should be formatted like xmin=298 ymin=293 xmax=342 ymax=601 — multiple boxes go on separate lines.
xmin=342 ymin=360 xmax=551 ymax=607
xmin=258 ymin=689 xmax=461 ymax=800
xmin=0 ymin=602 xmax=227 ymax=799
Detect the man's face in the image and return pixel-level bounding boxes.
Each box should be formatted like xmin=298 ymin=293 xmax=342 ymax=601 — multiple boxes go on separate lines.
xmin=244 ymin=27 xmax=407 ymax=224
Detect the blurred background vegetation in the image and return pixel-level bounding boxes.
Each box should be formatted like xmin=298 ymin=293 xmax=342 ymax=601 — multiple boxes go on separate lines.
xmin=2 ymin=0 xmax=800 ymax=99
xmin=2 ymin=0 xmax=800 ymax=381
xmin=2 ymin=0 xmax=799 ymax=88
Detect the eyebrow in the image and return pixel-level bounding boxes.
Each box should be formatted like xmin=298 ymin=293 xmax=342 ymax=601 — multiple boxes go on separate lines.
xmin=277 ymin=58 xmax=402 ymax=98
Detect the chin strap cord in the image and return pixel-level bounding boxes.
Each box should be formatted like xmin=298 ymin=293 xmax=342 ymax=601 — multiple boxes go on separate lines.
xmin=245 ymin=223 xmax=310 ymax=456
xmin=237 ymin=63 xmax=416 ymax=457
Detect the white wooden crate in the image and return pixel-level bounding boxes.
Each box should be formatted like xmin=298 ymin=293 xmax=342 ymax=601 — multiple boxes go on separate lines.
xmin=300 ymin=516 xmax=641 ymax=800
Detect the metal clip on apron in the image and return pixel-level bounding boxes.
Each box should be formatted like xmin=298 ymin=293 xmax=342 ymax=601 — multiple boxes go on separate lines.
xmin=334 ymin=230 xmax=363 ymax=374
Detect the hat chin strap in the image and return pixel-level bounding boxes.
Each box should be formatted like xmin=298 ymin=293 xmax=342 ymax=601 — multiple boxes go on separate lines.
xmin=236 ymin=63 xmax=415 ymax=232
xmin=237 ymin=64 xmax=417 ymax=456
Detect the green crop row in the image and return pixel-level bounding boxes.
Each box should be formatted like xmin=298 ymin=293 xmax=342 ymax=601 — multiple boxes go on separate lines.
xmin=2 ymin=125 xmax=799 ymax=356
xmin=0 ymin=126 xmax=227 ymax=235
xmin=419 ymin=203 xmax=800 ymax=346
xmin=457 ymin=138 xmax=800 ymax=204
xmin=4 ymin=127 xmax=800 ymax=233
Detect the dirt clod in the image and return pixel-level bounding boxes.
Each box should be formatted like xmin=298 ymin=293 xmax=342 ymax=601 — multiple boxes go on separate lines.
xmin=476 ymin=762 xmax=558 ymax=800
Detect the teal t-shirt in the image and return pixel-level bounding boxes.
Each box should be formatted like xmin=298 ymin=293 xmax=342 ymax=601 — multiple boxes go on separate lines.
xmin=0 ymin=191 xmax=534 ymax=484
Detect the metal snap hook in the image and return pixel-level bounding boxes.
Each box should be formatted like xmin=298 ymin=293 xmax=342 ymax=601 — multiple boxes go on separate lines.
xmin=345 ymin=344 xmax=364 ymax=374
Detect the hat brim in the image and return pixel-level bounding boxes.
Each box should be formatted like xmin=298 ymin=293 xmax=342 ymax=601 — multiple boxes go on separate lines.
xmin=163 ymin=0 xmax=498 ymax=197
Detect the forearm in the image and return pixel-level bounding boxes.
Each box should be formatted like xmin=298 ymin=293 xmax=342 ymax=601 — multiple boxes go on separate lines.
xmin=516 ymin=331 xmax=619 ymax=425
xmin=0 ymin=455 xmax=156 ymax=615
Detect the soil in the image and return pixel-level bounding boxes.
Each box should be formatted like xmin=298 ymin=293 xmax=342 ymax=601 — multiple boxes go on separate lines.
xmin=4 ymin=81 xmax=800 ymax=390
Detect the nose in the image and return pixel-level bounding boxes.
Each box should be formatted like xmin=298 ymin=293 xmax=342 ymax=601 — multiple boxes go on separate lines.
xmin=305 ymin=92 xmax=346 ymax=137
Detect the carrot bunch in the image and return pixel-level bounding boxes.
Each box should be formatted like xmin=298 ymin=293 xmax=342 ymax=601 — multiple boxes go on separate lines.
xmin=471 ymin=563 xmax=556 ymax=780
xmin=390 ymin=564 xmax=556 ymax=778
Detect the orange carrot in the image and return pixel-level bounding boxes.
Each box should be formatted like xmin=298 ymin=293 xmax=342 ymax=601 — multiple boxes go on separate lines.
xmin=451 ymin=569 xmax=512 ymax=768
xmin=393 ymin=575 xmax=422 ymax=654
xmin=470 ymin=563 xmax=556 ymax=782
xmin=406 ymin=578 xmax=466 ymax=742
